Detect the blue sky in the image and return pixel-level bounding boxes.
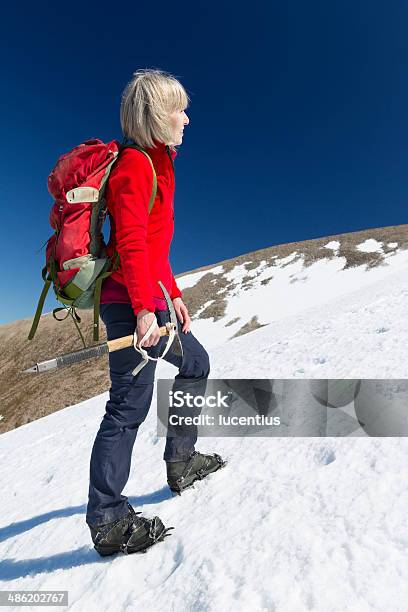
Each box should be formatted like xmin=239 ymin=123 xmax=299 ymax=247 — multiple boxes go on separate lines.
xmin=1 ymin=1 xmax=407 ymax=324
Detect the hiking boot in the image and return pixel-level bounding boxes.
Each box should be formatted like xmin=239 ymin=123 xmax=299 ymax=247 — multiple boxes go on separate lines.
xmin=89 ymin=502 xmax=174 ymax=557
xmin=166 ymin=451 xmax=227 ymax=495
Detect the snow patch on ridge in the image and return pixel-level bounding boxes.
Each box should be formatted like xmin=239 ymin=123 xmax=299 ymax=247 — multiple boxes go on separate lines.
xmin=356 ymin=238 xmax=384 ymax=253
xmin=176 ymin=265 xmax=225 ymax=290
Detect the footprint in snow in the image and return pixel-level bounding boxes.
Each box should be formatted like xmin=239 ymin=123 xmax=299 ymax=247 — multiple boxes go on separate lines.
xmin=312 ymin=356 xmax=327 ymax=365
xmin=314 ymin=447 xmax=336 ymax=466
xmin=376 ymin=327 xmax=390 ymax=334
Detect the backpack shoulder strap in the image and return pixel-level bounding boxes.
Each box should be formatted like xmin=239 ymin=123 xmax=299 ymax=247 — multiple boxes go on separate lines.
xmin=119 ymin=144 xmax=157 ymax=214
xmin=89 ymin=145 xmax=157 ymax=342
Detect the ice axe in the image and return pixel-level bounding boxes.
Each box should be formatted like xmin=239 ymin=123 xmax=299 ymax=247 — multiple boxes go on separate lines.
xmin=23 ymin=280 xmax=183 ymax=375
xmin=130 ymin=281 xmax=183 ymax=377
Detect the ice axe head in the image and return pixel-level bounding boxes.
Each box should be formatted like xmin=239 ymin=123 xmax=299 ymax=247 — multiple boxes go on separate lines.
xmin=131 ymin=281 xmax=182 ymax=376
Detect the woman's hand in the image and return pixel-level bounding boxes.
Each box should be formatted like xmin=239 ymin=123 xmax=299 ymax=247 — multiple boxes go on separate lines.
xmin=136 ymin=310 xmax=161 ymax=347
xmin=172 ymin=297 xmax=191 ymax=333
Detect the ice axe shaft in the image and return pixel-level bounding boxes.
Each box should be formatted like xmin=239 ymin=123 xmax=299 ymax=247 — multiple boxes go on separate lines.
xmin=23 ymin=322 xmax=176 ymax=374
xmin=108 ymin=323 xmax=173 ymax=351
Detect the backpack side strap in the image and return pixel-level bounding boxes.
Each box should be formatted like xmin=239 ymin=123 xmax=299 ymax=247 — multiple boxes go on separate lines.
xmin=28 ymin=266 xmax=52 ymax=341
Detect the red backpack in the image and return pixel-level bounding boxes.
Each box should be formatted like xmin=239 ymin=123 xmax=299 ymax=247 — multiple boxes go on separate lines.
xmin=28 ymin=138 xmax=157 ymax=345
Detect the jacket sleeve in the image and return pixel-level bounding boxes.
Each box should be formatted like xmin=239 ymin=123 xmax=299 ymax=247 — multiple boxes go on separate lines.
xmin=170 ymin=269 xmax=182 ymax=300
xmin=107 ymin=149 xmax=156 ymax=316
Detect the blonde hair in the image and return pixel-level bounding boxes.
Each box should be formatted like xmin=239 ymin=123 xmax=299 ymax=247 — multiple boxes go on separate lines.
xmin=120 ymin=68 xmax=190 ymax=150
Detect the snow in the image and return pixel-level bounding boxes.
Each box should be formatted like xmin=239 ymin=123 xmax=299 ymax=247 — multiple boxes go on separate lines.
xmin=190 ymin=244 xmax=408 ymax=350
xmin=209 ymin=266 xmax=408 ymax=379
xmin=176 ymin=265 xmax=224 ymax=290
xmin=323 ymin=240 xmax=340 ymax=251
xmin=194 ymin=299 xmax=215 ymax=318
xmin=1 ymin=242 xmax=408 ymax=611
xmin=356 ymin=238 xmax=384 ymax=253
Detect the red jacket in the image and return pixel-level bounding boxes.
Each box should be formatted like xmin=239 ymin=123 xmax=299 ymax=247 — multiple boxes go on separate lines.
xmin=104 ymin=140 xmax=182 ymax=315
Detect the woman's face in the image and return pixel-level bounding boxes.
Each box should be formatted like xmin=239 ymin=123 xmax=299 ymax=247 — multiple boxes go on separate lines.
xmin=168 ymin=108 xmax=189 ymax=145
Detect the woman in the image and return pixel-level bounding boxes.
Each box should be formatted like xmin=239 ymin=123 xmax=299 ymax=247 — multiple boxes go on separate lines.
xmin=85 ymin=69 xmax=225 ymax=557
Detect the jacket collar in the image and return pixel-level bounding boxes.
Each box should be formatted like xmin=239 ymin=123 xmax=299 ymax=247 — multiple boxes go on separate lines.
xmin=145 ymin=139 xmax=178 ymax=160
xmin=122 ymin=137 xmax=177 ymax=160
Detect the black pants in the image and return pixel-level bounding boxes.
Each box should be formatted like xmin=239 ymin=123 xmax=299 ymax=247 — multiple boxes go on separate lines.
xmin=86 ymin=303 xmax=210 ymax=528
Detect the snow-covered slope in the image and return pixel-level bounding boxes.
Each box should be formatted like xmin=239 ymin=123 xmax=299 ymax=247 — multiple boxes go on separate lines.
xmin=179 ymin=237 xmax=408 ymax=354
xmin=1 ymin=236 xmax=408 ymax=611
xmin=2 ymin=408 xmax=407 ymax=612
